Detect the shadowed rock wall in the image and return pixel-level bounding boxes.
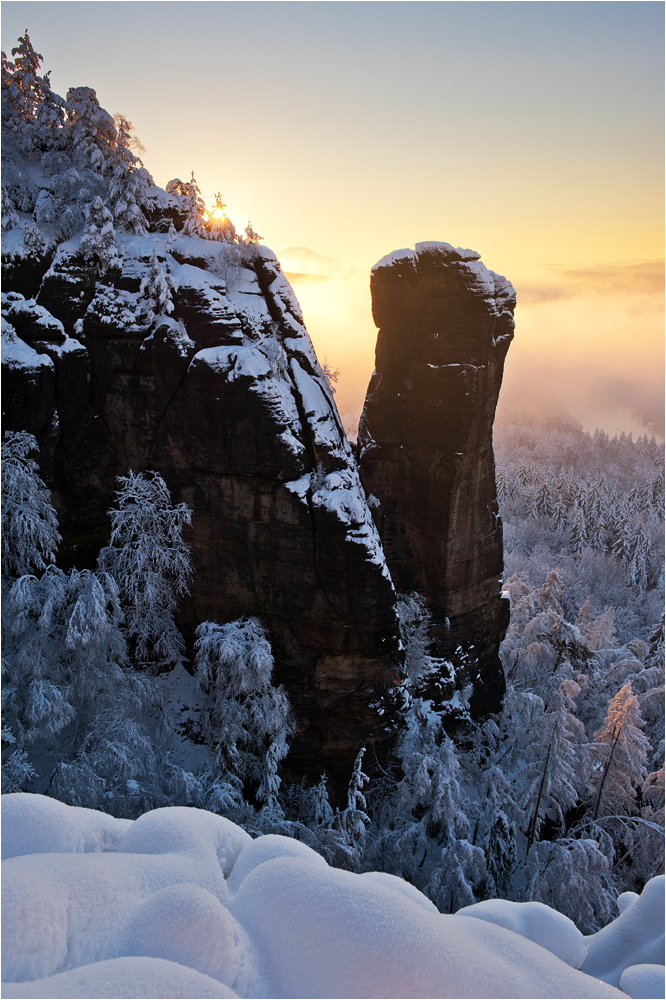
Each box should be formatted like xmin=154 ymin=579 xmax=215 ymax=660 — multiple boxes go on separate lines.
xmin=2 ymin=233 xmax=400 ymax=793
xmin=358 ymin=242 xmax=515 ymax=715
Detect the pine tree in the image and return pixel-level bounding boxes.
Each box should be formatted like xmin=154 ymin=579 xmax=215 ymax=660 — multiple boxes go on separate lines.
xmin=646 ymin=613 xmax=664 ymax=668
xmin=629 ymin=520 xmax=650 ymax=592
xmin=138 ymin=250 xmax=175 ymax=321
xmin=2 ymin=566 xmax=129 ymax=757
xmin=569 ymin=503 xmax=588 ymax=558
xmin=97 ymin=470 xmax=192 ymax=671
xmin=79 ymin=195 xmax=117 ymax=272
xmin=244 ymin=220 xmax=263 ymax=244
xmin=396 ymin=592 xmax=432 ymax=683
xmin=1 ymin=186 xmax=20 ymax=231
xmin=204 ymin=191 xmax=237 ymax=243
xmin=107 ymin=115 xmax=147 ymax=234
xmin=592 ymin=681 xmax=651 ymax=819
xmin=519 ymin=679 xmax=588 ymax=851
xmin=1 ymin=31 xmax=63 ymax=138
xmin=337 ymin=747 xmax=370 ymax=855
xmin=311 ymin=773 xmax=335 ymax=826
xmin=171 ymin=172 xmax=207 ymax=238
xmin=65 ymin=86 xmax=117 ymax=171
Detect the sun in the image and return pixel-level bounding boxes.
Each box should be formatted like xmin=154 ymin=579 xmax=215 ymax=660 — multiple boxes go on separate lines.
xmin=209 ymin=207 xmax=226 ymax=221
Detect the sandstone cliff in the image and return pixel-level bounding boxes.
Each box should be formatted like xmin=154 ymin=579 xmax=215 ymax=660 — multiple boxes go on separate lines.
xmin=2 ymin=221 xmax=400 ymax=793
xmin=358 ymin=242 xmax=515 ymax=716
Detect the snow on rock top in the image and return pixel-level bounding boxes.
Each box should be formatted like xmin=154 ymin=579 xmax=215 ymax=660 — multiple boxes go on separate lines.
xmin=1 ymin=328 xmax=53 ymax=370
xmin=1 ymin=794 xmax=642 ymax=999
xmin=372 ymin=247 xmax=417 ymax=271
xmin=194 ymin=345 xmax=272 ymax=381
xmin=372 ymin=242 xmax=516 ymax=310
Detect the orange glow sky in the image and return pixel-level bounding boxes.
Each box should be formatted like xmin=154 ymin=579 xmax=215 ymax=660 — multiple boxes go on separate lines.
xmin=3 ymin=1 xmax=663 ymax=436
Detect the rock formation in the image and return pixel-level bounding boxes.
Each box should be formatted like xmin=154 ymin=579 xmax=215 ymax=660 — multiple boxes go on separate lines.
xmin=358 ymin=242 xmax=515 ymax=716
xmin=2 ymin=211 xmax=401 ymax=796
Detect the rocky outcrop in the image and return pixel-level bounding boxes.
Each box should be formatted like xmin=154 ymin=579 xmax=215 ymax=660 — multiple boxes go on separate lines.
xmin=2 ymin=231 xmax=401 ymax=793
xmin=358 ymin=242 xmax=515 ymax=716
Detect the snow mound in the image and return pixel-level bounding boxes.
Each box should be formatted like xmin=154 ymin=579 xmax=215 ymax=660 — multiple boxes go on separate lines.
xmin=116 ymin=804 xmax=252 ymax=877
xmin=1 ymin=792 xmax=130 ymax=859
xmin=226 ymin=831 xmax=327 ymax=893
xmin=0 ymin=795 xmax=645 ymax=999
xmin=619 ymin=964 xmax=666 ymax=999
xmin=581 ymin=875 xmax=665 ymax=988
xmin=457 ymin=897 xmax=587 ymax=968
xmin=231 ymin=855 xmax=624 ymax=999
xmin=1 ymin=956 xmax=239 ymax=999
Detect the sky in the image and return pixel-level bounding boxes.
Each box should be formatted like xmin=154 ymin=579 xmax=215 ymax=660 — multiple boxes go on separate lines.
xmin=2 ymin=1 xmax=664 ymax=436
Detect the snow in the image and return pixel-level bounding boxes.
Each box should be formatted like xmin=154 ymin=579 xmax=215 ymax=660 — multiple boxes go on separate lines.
xmin=194 ymin=345 xmax=272 ymax=381
xmin=1 ymin=330 xmax=53 ymax=370
xmin=1 ymin=793 xmax=130 ymax=860
xmin=285 ymin=461 xmax=392 ymax=579
xmin=372 ymin=247 xmax=417 ymax=271
xmin=619 ymin=965 xmax=665 ymax=999
xmin=3 ymin=794 xmax=657 ymax=998
xmin=2 ymin=957 xmax=239 ymax=999
xmin=581 ymin=874 xmax=665 ymax=988
xmin=457 ymin=897 xmax=587 ymax=968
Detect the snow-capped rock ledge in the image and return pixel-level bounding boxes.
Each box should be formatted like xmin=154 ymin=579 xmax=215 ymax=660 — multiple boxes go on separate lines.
xmin=2 ymin=794 xmax=663 ymax=999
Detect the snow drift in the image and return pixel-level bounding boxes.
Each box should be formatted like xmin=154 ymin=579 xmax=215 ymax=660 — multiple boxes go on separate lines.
xmin=2 ymin=794 xmax=663 ymax=999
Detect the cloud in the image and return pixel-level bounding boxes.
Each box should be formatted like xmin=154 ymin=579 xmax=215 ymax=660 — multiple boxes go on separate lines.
xmin=514 ymin=260 xmax=664 ymax=306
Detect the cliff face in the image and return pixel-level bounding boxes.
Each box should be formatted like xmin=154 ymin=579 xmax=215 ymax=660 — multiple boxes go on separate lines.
xmin=358 ymin=242 xmax=515 ymax=715
xmin=1 ymin=226 xmax=400 ymax=791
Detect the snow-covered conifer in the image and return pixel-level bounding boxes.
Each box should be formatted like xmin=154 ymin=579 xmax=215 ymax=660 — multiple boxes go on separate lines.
xmin=177 ymin=173 xmax=207 ymax=237
xmin=79 ymin=195 xmax=117 ymax=272
xmin=2 ymin=566 xmax=129 ymax=761
xmin=646 ymin=613 xmax=664 ymax=668
xmin=1 ymin=186 xmax=20 ymax=231
xmin=519 ymin=679 xmax=588 ymax=851
xmin=65 ymin=86 xmax=116 ymax=170
xmin=337 ymin=747 xmax=370 ymax=853
xmin=244 ymin=220 xmax=263 ymax=244
xmin=592 ymin=681 xmax=651 ymax=819
xmin=1 ymin=31 xmax=63 ymax=141
xmin=1 ymin=431 xmax=61 ymax=583
xmin=629 ymin=520 xmax=650 ymax=592
xmin=569 ymin=503 xmax=588 ymax=558
xmin=107 ymin=115 xmax=147 ymax=234
xmin=194 ymin=617 xmax=293 ymax=790
xmin=139 ymin=250 xmax=175 ymax=321
xmin=204 ymin=191 xmax=237 ymax=243
xmin=22 ymin=219 xmax=45 ymax=255
xmin=98 ymin=470 xmax=192 ymax=671
xmin=311 ymin=773 xmax=335 ymax=826
xmin=165 ymin=220 xmax=177 ymax=253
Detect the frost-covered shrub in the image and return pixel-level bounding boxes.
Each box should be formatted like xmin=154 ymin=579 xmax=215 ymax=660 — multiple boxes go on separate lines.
xmin=194 ymin=617 xmax=294 ymax=802
xmin=98 ymin=470 xmax=192 ymax=671
xmin=1 ymin=431 xmax=60 ymax=583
